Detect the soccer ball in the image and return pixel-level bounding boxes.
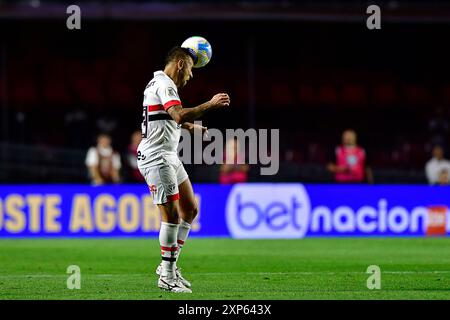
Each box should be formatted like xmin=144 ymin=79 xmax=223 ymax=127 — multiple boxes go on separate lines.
xmin=181 ymin=36 xmax=212 ymax=68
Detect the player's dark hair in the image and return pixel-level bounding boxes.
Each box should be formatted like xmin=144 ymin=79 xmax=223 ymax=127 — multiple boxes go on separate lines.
xmin=165 ymin=46 xmax=197 ymax=66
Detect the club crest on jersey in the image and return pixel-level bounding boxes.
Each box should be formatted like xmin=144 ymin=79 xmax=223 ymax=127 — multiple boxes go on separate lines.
xmin=166 ymin=87 xmax=177 ymax=97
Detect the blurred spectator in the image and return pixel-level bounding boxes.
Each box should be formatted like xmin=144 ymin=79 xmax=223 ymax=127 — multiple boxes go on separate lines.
xmin=425 ymin=145 xmax=450 ymax=185
xmin=85 ymin=133 xmax=121 ymax=185
xmin=327 ymin=129 xmax=373 ymax=183
xmin=437 ymin=169 xmax=449 ymax=186
xmin=428 ymin=106 xmax=449 ymax=152
xmin=219 ymin=137 xmax=249 ymax=184
xmin=126 ymin=130 xmax=145 ymax=182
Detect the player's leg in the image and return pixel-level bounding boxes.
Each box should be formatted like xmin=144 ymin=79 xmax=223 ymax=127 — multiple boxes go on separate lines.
xmin=175 ymin=159 xmax=198 ymax=262
xmin=157 ymin=200 xmax=179 ymax=279
xmin=177 ymin=177 xmax=198 ymax=259
xmin=159 ymin=162 xmax=198 ymax=288
xmin=141 ymin=165 xmax=191 ymax=293
xmin=156 ymin=200 xmax=191 ymax=293
xmin=155 ymin=190 xmax=195 ymax=288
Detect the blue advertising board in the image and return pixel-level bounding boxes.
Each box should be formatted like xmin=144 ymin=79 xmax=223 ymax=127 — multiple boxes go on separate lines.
xmin=0 ymin=184 xmax=449 ymax=238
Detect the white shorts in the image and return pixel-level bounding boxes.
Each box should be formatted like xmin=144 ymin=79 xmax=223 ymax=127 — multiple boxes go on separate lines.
xmin=139 ymin=157 xmax=189 ymax=205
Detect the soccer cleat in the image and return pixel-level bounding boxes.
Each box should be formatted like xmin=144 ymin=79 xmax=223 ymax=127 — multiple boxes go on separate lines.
xmin=158 ymin=276 xmax=192 ymax=293
xmin=175 ymin=268 xmax=192 ymax=288
xmin=156 ymin=264 xmax=192 ymax=288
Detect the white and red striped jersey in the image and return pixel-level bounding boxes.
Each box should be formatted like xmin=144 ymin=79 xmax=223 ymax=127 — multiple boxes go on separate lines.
xmin=137 ymin=71 xmax=182 ymax=167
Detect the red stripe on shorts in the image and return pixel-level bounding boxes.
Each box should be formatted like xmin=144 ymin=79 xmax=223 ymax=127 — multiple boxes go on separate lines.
xmin=166 ymin=193 xmax=180 ymax=202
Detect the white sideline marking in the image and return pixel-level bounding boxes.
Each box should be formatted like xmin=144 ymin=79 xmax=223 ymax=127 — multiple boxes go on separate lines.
xmin=1 ymin=270 xmax=450 ymax=278
xmin=191 ymin=271 xmax=450 ymax=276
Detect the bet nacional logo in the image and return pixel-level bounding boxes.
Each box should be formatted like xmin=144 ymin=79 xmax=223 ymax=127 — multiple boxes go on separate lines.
xmin=225 ymin=184 xmax=311 ymax=239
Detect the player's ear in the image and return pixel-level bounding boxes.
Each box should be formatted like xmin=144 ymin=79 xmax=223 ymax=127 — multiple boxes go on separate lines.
xmin=177 ymin=59 xmax=184 ymax=71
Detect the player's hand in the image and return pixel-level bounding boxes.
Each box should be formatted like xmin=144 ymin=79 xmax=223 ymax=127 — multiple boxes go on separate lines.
xmin=209 ymin=93 xmax=230 ymax=108
xmin=183 ymin=122 xmax=209 ymax=138
xmin=191 ymin=123 xmax=209 ymax=138
xmin=93 ymin=177 xmax=104 ymax=185
xmin=326 ymin=163 xmax=336 ymax=173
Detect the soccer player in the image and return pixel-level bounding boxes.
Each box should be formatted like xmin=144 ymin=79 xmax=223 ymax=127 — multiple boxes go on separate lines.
xmin=137 ymin=46 xmax=230 ymax=293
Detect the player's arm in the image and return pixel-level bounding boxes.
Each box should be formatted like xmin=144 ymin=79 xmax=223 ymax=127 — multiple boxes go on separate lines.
xmin=166 ymin=93 xmax=230 ymax=124
xmin=182 ymin=122 xmax=208 ymax=136
xmin=327 ymin=162 xmax=349 ymax=173
xmin=111 ymin=153 xmax=121 ymax=183
xmin=111 ymin=168 xmax=120 ymax=183
xmin=88 ymin=166 xmax=104 ymax=185
xmin=85 ymin=148 xmax=103 ymax=184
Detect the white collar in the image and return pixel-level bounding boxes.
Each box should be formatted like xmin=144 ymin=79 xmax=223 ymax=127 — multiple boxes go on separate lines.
xmin=154 ymin=70 xmax=176 ymax=86
xmin=154 ymin=70 xmax=168 ymax=78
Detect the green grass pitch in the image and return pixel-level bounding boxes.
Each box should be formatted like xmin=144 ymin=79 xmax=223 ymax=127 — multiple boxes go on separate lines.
xmin=0 ymin=238 xmax=449 ymax=299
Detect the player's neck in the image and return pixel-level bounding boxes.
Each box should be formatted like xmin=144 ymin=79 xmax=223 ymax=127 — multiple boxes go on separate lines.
xmin=163 ymin=66 xmax=180 ymax=88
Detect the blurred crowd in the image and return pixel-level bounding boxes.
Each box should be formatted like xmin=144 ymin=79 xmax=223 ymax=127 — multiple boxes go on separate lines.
xmin=3 ymin=19 xmax=450 ymax=184
xmin=84 ymin=122 xmax=450 ymax=186
xmin=85 ymin=131 xmax=145 ymax=185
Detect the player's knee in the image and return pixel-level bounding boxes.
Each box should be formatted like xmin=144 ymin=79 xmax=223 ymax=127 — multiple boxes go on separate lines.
xmin=182 ymin=205 xmax=198 ymax=224
xmin=165 ymin=211 xmax=179 ymax=224
xmin=158 ymin=200 xmax=180 ymax=223
xmin=191 ymin=205 xmax=199 ymax=219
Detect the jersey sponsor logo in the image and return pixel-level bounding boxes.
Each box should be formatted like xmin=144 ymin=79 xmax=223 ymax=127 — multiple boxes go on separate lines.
xmin=225 ymin=184 xmax=310 ymax=238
